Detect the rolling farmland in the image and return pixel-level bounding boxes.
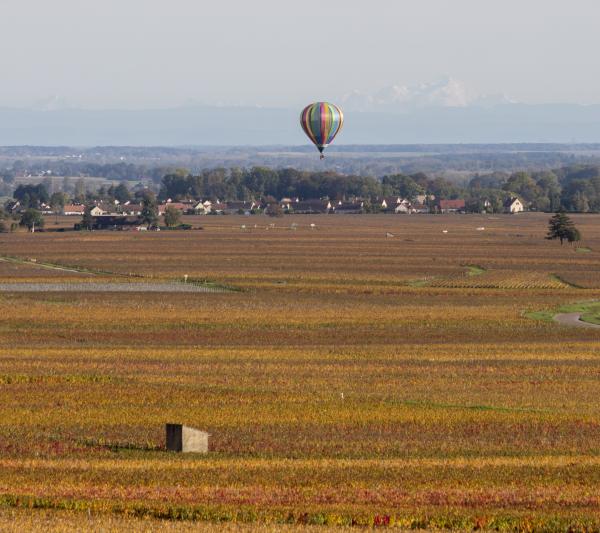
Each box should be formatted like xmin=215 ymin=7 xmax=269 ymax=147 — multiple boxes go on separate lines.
xmin=0 ymin=213 xmax=600 ymax=530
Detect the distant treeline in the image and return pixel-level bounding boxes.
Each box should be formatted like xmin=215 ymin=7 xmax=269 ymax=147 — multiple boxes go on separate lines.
xmin=7 ymin=164 xmax=600 ymax=214
xmin=1 ymin=161 xmax=167 ymax=183
xmin=157 ymin=165 xmax=600 ymax=213
xmin=2 ymin=144 xmax=600 ymax=178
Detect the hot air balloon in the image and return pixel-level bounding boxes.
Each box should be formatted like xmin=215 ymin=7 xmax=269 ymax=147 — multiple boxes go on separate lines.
xmin=300 ymin=102 xmax=344 ymax=159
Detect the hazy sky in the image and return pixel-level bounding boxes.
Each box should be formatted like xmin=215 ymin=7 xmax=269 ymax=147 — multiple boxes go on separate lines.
xmin=1 ymin=0 xmax=599 ymax=109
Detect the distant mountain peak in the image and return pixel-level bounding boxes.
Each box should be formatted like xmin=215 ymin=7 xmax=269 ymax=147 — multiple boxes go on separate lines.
xmin=342 ymin=78 xmax=515 ymax=112
xmin=31 ymin=95 xmax=72 ymax=112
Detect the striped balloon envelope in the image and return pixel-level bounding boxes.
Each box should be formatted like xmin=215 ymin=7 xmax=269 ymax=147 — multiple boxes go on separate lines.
xmin=300 ymin=102 xmax=344 ymax=159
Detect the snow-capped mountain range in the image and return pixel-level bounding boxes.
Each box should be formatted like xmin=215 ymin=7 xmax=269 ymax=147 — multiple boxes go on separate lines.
xmin=341 ymin=78 xmax=515 ymax=112
xmin=30 ymin=95 xmax=72 ymax=112
xmin=0 ymin=79 xmax=599 ymax=144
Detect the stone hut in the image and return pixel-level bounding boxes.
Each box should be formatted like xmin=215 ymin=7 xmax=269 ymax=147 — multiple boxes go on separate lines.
xmin=166 ymin=424 xmax=209 ymax=453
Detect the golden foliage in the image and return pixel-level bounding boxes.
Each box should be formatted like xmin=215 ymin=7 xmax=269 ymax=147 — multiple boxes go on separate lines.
xmin=0 ymin=213 xmax=599 ymax=528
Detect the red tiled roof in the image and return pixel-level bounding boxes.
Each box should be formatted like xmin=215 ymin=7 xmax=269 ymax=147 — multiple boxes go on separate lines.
xmin=162 ymin=203 xmax=188 ymax=210
xmin=439 ymin=199 xmax=465 ymax=209
xmin=63 ymin=205 xmax=85 ymax=213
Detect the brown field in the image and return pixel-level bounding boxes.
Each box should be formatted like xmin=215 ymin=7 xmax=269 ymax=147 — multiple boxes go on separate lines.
xmin=0 ymin=213 xmax=600 ymax=530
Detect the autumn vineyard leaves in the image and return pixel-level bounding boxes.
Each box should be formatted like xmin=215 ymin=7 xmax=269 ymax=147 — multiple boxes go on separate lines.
xmin=0 ymin=213 xmax=600 ymax=530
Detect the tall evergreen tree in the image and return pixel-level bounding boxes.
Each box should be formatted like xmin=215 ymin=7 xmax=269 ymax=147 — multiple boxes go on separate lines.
xmin=546 ymin=211 xmax=581 ymax=245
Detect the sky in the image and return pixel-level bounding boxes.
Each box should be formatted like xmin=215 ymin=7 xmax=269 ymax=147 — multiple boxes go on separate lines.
xmin=1 ymin=0 xmax=599 ymax=109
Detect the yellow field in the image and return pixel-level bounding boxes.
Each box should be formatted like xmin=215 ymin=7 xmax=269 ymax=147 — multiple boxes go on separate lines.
xmin=0 ymin=213 xmax=599 ymax=530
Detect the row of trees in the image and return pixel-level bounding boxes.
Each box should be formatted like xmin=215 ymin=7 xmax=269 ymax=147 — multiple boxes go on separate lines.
xmin=156 ymin=166 xmax=600 ymax=213
xmin=467 ymin=166 xmax=600 ymax=213
xmin=10 ymin=164 xmax=600 ymax=214
xmin=12 ymin=181 xmax=143 ymax=210
xmin=158 ymin=168 xmax=470 ymax=205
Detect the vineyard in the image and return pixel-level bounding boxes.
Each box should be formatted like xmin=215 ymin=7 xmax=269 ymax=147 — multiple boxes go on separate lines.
xmin=426 ymin=269 xmax=569 ymax=289
xmin=0 ymin=213 xmax=600 ymax=530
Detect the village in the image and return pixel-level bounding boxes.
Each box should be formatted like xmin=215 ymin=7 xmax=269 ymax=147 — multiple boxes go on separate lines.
xmin=5 ymin=193 xmax=526 ymax=231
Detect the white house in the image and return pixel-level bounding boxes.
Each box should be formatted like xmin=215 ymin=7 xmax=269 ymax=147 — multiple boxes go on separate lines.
xmin=382 ymin=197 xmax=410 ymax=211
xmin=192 ymin=201 xmax=211 ymax=215
xmin=505 ymin=197 xmax=524 ymax=214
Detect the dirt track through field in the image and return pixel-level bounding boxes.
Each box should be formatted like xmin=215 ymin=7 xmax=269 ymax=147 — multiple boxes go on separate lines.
xmin=0 ymin=282 xmax=223 ymax=293
xmin=553 ymin=312 xmax=600 ymax=328
xmin=0 ymin=256 xmax=93 ymax=274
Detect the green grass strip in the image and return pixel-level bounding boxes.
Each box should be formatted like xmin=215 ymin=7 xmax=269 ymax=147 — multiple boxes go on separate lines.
xmin=525 ymin=300 xmax=600 ymax=325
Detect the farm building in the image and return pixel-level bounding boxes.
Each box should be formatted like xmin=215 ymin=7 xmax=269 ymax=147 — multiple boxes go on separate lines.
xmin=438 ymin=199 xmax=466 ymax=213
xmin=334 ymin=201 xmax=363 ymax=214
xmin=119 ymin=203 xmax=142 ymax=216
xmin=280 ymin=198 xmax=294 ymax=211
xmin=190 ymin=201 xmax=210 ymax=215
xmin=166 ymin=424 xmax=210 ymax=453
xmin=380 ymin=197 xmax=405 ymax=210
xmin=62 ymin=204 xmax=85 ymax=215
xmin=158 ymin=202 xmax=191 ymax=215
xmin=211 ymin=202 xmax=227 ymax=214
xmin=381 ymin=197 xmax=412 ymax=212
xmin=410 ymin=202 xmax=430 ymax=214
xmin=88 ymin=215 xmax=139 ymax=230
xmin=292 ymin=200 xmax=331 ymax=214
xmin=222 ymin=201 xmax=261 ymax=215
